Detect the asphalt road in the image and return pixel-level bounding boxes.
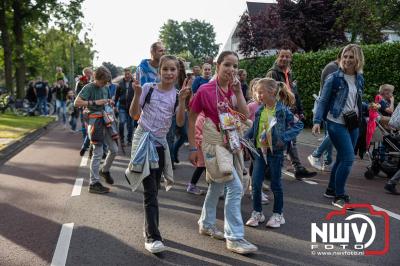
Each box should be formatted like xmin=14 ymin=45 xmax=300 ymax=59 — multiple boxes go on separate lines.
xmin=0 ymin=124 xmax=399 ymax=266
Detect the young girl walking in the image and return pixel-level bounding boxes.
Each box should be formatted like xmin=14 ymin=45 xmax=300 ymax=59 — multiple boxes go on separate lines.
xmin=125 ymin=55 xmax=190 ymax=253
xmin=245 ymin=79 xmax=303 ymax=228
xmin=188 ymin=51 xmax=257 ymax=255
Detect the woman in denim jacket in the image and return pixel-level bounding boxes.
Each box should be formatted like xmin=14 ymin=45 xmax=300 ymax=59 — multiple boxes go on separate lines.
xmin=245 ymin=79 xmax=303 ymax=228
xmin=312 ymin=44 xmax=365 ymax=209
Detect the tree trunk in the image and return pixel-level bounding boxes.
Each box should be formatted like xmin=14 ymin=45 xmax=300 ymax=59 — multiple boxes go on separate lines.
xmin=0 ymin=0 xmax=13 ymax=95
xmin=12 ymin=0 xmax=26 ymax=99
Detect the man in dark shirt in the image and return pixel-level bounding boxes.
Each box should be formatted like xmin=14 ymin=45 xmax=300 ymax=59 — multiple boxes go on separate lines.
xmin=33 ymin=77 xmax=49 ymax=115
xmin=53 ymin=78 xmax=70 ymax=127
xmin=115 ymin=68 xmax=135 ymax=145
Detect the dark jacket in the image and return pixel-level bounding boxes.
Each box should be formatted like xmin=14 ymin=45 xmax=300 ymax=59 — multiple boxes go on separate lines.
xmin=115 ymin=78 xmax=134 ymax=110
xmin=53 ymin=85 xmax=70 ymax=101
xmin=266 ymin=63 xmax=304 ymax=116
xmin=245 ymin=101 xmax=303 ymax=153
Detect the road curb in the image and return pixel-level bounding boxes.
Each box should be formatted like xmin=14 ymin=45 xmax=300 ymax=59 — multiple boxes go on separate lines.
xmin=0 ymin=120 xmax=57 ymax=165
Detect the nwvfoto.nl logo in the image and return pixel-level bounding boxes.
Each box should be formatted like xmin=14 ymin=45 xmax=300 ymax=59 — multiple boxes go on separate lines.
xmin=310 ymin=204 xmax=390 ymax=256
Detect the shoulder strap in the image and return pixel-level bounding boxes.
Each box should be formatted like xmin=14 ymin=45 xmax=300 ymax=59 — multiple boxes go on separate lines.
xmin=174 ymin=91 xmax=179 ymax=112
xmin=141 ymin=84 xmax=155 ymax=110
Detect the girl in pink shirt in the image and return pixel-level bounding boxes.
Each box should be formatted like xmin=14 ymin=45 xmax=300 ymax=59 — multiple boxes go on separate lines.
xmin=188 ymin=51 xmax=258 ymax=255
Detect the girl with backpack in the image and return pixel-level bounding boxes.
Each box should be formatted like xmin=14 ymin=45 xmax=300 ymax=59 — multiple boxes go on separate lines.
xmin=125 ymin=55 xmax=190 ymax=253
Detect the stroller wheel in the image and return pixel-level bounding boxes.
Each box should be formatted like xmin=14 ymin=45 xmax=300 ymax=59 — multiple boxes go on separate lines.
xmin=364 ymin=169 xmax=375 ymax=179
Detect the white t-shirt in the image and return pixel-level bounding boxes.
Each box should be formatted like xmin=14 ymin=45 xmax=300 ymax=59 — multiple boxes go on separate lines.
xmin=138 ymin=83 xmax=177 ymax=138
xmin=327 ymin=74 xmax=358 ymax=125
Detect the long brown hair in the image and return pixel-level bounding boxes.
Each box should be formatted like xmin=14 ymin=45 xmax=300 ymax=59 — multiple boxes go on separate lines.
xmin=158 ymin=55 xmax=186 ymax=89
xmin=276 ymin=81 xmax=295 ymax=107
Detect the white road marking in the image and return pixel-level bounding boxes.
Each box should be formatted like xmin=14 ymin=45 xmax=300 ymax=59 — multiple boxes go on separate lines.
xmin=80 ymin=155 xmax=88 ymax=167
xmin=71 ymin=178 xmax=84 ymax=197
xmin=282 ymin=170 xmax=295 ymax=178
xmin=302 ymin=180 xmax=318 ymax=185
xmin=51 ymin=223 xmax=74 ymax=266
xmin=372 ymin=205 xmax=400 ymax=221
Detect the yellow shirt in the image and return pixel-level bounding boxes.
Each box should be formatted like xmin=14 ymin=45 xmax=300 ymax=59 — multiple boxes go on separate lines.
xmin=256 ymin=105 xmax=276 ymax=149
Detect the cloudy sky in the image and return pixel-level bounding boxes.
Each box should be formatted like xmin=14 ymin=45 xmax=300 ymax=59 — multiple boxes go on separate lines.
xmin=81 ymin=0 xmax=272 ymax=67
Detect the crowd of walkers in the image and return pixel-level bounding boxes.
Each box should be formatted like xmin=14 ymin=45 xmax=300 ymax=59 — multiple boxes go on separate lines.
xmin=69 ymin=42 xmax=399 ymax=255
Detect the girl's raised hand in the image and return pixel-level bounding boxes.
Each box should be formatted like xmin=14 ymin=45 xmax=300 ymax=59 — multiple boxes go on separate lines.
xmin=133 ymin=80 xmax=142 ymax=96
xmin=179 ymin=87 xmax=191 ymax=102
xmin=179 ymin=77 xmax=192 ymax=102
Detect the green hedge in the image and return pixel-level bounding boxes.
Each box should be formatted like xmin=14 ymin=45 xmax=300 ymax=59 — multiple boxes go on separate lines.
xmin=240 ymin=42 xmax=400 ymax=126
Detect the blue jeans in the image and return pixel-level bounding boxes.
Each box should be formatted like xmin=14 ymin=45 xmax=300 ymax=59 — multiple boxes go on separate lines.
xmin=118 ymin=108 xmax=129 ymax=143
xmin=198 ymin=168 xmax=244 ymax=240
xmin=173 ymin=113 xmax=188 ymax=160
xmin=327 ymin=121 xmax=359 ymax=196
xmin=118 ymin=108 xmax=133 ymax=143
xmin=312 ymin=121 xmax=333 ymax=164
xmin=37 ymin=96 xmax=48 ymax=115
xmin=252 ymin=151 xmax=284 ymax=214
xmin=312 ymin=135 xmax=333 ymax=165
xmin=69 ymin=115 xmax=77 ymax=131
xmin=56 ymin=100 xmax=67 ymax=124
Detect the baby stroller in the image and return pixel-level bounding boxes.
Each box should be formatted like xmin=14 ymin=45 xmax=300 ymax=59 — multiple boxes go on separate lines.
xmin=364 ymin=121 xmax=400 ymax=179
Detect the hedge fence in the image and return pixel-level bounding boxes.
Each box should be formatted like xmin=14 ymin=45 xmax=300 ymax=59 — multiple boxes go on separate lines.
xmin=239 ymin=42 xmax=400 ymax=126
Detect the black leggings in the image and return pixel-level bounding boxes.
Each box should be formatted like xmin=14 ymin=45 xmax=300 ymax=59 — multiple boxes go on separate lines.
xmin=190 ymin=167 xmax=205 ymax=185
xmin=142 ymin=147 xmax=165 ymax=242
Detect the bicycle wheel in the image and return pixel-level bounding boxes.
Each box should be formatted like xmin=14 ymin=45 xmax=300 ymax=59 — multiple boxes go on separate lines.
xmin=47 ymin=102 xmax=55 ymax=115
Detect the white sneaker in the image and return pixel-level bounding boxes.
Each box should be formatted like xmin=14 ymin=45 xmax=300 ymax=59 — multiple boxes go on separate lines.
xmin=145 ymin=240 xmax=166 ymax=253
xmin=307 ymin=155 xmax=323 ymax=171
xmin=246 ymin=211 xmax=266 ymax=227
xmin=261 ymin=192 xmax=269 ymax=205
xmin=266 ymin=213 xmax=285 ymax=228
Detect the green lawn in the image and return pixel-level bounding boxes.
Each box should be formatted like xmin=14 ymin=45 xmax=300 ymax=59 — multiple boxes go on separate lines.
xmin=0 ymin=112 xmax=54 ymax=149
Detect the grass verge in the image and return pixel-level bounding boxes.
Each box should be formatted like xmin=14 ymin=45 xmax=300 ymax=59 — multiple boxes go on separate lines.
xmin=0 ymin=112 xmax=54 ymax=150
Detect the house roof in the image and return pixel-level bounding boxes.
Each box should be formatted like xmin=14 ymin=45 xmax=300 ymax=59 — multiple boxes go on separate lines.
xmin=246 ymin=1 xmax=275 ymax=18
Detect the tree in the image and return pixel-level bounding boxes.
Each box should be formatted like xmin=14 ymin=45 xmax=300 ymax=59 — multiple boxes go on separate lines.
xmin=181 ymin=19 xmax=220 ymax=60
xmin=102 ymin=62 xmax=121 ymax=79
xmin=278 ymin=0 xmax=347 ymax=52
xmin=236 ymin=0 xmax=347 ymax=56
xmin=236 ymin=8 xmax=293 ymax=57
xmin=159 ymin=19 xmax=219 ymax=62
xmin=336 ymin=0 xmax=400 ymax=44
xmin=0 ymin=0 xmax=13 ymax=93
xmin=159 ymin=19 xmax=186 ymax=55
xmin=1 ymin=0 xmax=85 ymax=97
xmin=23 ymin=27 xmax=94 ymax=84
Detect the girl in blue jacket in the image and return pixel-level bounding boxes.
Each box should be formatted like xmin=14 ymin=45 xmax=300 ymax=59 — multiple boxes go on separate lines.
xmin=245 ymin=78 xmax=303 ymax=228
